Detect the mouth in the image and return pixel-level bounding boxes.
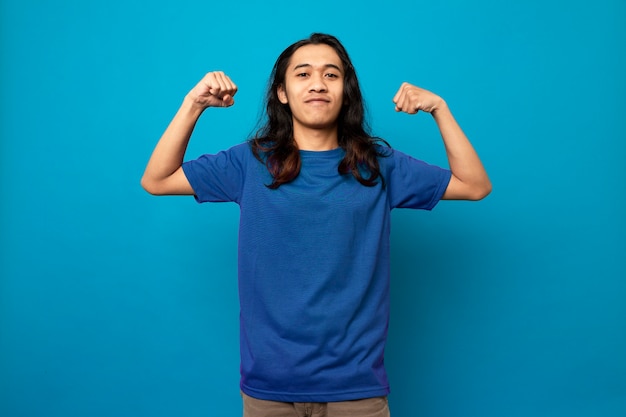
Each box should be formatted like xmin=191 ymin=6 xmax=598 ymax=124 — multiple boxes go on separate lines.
xmin=305 ymin=97 xmax=330 ymax=103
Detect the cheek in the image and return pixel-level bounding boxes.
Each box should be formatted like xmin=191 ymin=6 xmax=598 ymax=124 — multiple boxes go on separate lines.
xmin=335 ymin=85 xmax=346 ymax=104
xmin=337 ymin=92 xmax=346 ymax=108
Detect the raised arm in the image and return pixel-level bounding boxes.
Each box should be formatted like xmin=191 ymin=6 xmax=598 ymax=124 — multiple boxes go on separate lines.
xmin=140 ymin=71 xmax=238 ymax=195
xmin=393 ymin=82 xmax=492 ymax=200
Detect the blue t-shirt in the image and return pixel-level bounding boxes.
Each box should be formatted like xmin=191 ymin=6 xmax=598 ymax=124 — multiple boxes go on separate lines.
xmin=182 ymin=142 xmax=451 ymax=402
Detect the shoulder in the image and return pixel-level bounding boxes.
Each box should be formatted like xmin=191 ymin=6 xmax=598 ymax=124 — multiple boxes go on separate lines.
xmin=213 ymin=142 xmax=256 ymax=165
xmin=379 ymin=146 xmax=449 ymax=180
xmin=227 ymin=142 xmax=255 ymax=157
xmin=184 ymin=142 xmax=255 ymax=173
xmin=375 ymin=145 xmax=406 ymax=171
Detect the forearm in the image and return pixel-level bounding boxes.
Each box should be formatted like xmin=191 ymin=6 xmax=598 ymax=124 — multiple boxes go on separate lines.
xmin=432 ymin=102 xmax=492 ymax=200
xmin=141 ymin=97 xmax=204 ymax=190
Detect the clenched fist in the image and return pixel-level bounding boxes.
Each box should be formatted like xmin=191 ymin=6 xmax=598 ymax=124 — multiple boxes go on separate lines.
xmin=187 ymin=71 xmax=238 ymax=109
xmin=392 ymin=82 xmax=444 ymax=115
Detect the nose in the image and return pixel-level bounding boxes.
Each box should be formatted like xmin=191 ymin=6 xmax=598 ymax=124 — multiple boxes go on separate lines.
xmin=309 ymin=73 xmax=327 ymax=92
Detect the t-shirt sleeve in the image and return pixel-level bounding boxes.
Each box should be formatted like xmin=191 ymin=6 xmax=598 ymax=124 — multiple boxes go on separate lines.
xmin=384 ymin=149 xmax=452 ymax=210
xmin=181 ymin=143 xmax=248 ymax=204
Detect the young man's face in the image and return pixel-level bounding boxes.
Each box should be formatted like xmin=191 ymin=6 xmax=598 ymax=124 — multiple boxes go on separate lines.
xmin=277 ymin=44 xmax=345 ymax=134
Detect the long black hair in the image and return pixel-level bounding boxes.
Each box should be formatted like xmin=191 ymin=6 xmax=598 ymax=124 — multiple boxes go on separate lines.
xmin=250 ymin=33 xmax=389 ymax=189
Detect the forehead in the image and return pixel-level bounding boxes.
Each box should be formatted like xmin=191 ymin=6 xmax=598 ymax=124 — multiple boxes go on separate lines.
xmin=288 ymin=44 xmax=343 ymax=70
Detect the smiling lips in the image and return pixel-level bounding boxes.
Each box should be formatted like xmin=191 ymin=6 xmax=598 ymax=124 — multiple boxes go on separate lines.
xmin=305 ymin=97 xmax=330 ymax=104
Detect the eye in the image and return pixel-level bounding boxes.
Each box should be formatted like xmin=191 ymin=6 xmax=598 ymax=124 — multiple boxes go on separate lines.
xmin=325 ymin=73 xmax=339 ymax=78
xmin=296 ymin=72 xmax=309 ymax=77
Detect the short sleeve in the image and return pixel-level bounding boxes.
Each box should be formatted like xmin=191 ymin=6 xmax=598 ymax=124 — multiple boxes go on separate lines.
xmin=383 ymin=149 xmax=451 ymax=210
xmin=181 ymin=143 xmax=249 ymax=204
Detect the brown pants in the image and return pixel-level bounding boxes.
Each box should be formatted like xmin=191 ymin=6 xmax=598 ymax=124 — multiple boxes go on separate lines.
xmin=242 ymin=392 xmax=390 ymax=417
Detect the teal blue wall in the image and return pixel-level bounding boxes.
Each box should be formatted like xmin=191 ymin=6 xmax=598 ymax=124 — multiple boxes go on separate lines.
xmin=1 ymin=1 xmax=624 ymax=416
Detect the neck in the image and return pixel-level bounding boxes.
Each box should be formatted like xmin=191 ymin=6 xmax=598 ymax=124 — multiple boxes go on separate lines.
xmin=293 ymin=125 xmax=339 ymax=151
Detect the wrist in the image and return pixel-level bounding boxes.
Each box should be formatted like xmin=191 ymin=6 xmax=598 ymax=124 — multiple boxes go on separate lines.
xmin=431 ymin=98 xmax=449 ymax=118
xmin=181 ymin=95 xmax=207 ymax=117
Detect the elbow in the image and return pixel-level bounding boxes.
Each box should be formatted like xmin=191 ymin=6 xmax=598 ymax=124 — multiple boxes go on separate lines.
xmin=140 ymin=175 xmax=160 ymax=195
xmin=469 ymin=180 xmax=492 ymax=201
xmin=444 ymin=174 xmax=492 ymax=201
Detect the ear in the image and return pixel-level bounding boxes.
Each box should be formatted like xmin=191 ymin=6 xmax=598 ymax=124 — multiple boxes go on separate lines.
xmin=277 ymin=84 xmax=288 ymax=104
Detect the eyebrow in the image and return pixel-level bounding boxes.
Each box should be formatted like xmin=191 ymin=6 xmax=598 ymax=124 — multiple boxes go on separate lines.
xmin=293 ymin=63 xmax=343 ymax=72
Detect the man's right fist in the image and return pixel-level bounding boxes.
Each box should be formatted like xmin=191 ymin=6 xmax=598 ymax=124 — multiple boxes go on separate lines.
xmin=187 ymin=71 xmax=238 ymax=108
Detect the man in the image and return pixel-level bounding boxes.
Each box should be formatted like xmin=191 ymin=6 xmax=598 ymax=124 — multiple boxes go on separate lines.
xmin=142 ymin=33 xmax=491 ymax=417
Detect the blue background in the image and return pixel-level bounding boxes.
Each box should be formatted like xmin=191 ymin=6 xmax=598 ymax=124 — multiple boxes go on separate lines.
xmin=1 ymin=0 xmax=625 ymax=416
